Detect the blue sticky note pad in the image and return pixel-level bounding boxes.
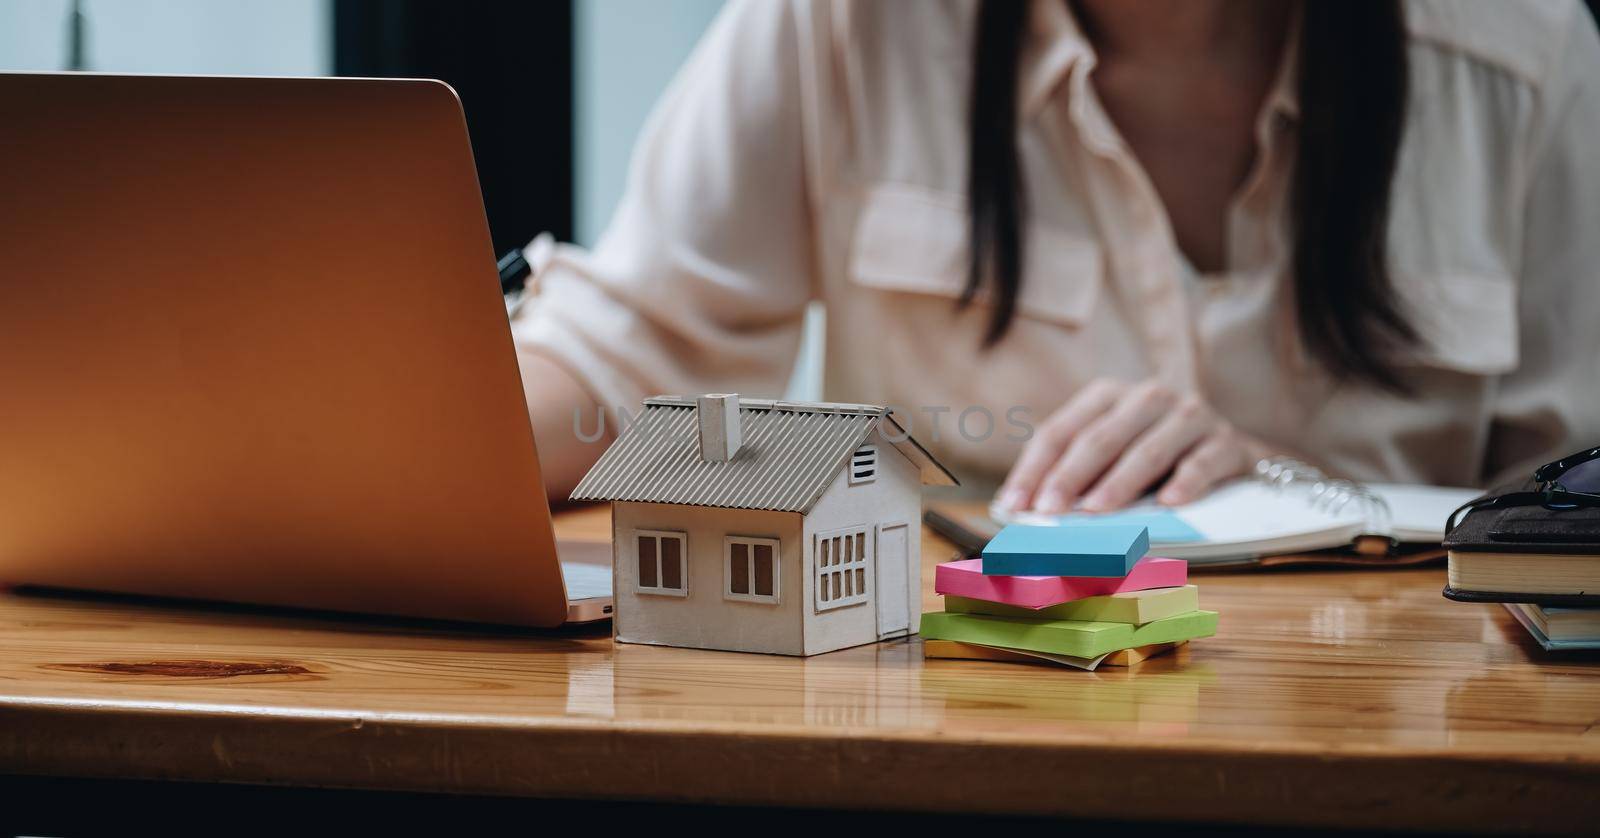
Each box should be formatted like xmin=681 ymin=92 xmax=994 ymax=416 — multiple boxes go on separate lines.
xmin=981 ymin=524 xmax=1150 ymax=578
xmin=1057 ymin=509 xmax=1204 ymax=543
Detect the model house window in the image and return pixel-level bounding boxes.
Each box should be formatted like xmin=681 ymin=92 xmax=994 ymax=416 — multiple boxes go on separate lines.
xmin=725 ymin=536 xmax=780 ymax=604
xmin=849 ymin=445 xmax=878 ymax=484
xmin=635 ymin=530 xmax=687 ymax=596
xmin=815 ymin=526 xmax=871 ymax=610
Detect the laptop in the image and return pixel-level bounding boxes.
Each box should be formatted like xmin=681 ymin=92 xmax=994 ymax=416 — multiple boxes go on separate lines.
xmin=0 ymin=72 xmax=611 ymax=626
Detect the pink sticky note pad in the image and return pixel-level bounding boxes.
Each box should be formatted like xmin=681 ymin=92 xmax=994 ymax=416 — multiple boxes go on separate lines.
xmin=934 ymin=556 xmax=1188 ymax=609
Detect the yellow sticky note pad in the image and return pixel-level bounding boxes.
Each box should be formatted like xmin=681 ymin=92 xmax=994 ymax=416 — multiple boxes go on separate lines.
xmin=945 ymin=585 xmax=1199 ymax=625
xmin=923 ymin=639 xmax=1185 ymax=668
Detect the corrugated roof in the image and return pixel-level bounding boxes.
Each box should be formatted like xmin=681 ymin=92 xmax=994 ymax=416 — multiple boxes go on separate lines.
xmin=569 ymin=397 xmax=956 ymax=513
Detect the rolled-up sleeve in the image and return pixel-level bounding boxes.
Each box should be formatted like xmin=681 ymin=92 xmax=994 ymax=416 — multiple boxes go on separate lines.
xmin=510 ymin=0 xmax=817 ymax=411
xmin=1485 ymin=5 xmax=1600 ymax=483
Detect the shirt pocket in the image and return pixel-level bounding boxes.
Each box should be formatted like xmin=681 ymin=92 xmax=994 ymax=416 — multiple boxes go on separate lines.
xmin=847 ymin=182 xmax=1102 ymax=327
xmin=1390 ymin=272 xmax=1519 ymax=375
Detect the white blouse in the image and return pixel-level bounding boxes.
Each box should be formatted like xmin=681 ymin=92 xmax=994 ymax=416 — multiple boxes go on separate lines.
xmin=511 ymin=0 xmax=1600 ymax=488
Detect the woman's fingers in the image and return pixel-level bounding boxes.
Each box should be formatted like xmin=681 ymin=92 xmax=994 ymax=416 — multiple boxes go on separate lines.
xmin=1033 ymin=381 xmax=1177 ymax=513
xmin=1157 ymin=430 xmax=1252 ymax=505
xmin=996 ymin=379 xmax=1123 ymax=512
xmin=999 ymin=378 xmax=1273 ymax=515
xmin=1080 ymin=397 xmax=1213 ymax=511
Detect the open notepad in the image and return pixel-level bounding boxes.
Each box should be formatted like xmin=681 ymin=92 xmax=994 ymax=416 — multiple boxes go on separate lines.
xmin=993 ymin=463 xmax=1480 ymax=565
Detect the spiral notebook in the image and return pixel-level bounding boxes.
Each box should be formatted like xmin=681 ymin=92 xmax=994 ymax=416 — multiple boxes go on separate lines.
xmin=990 ymin=462 xmax=1480 ymax=565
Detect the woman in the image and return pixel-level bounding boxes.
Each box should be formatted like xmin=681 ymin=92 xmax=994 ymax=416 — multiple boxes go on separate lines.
xmin=511 ymin=0 xmax=1600 ymax=513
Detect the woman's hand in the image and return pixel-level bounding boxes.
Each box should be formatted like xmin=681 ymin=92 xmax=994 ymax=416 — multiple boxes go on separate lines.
xmin=997 ymin=378 xmax=1281 ymax=514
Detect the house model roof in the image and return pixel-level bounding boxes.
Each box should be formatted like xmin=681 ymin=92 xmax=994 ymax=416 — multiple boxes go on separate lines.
xmin=569 ymin=396 xmax=958 ymax=513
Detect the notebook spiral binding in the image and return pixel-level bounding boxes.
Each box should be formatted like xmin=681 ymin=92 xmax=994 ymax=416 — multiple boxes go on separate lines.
xmin=1254 ymin=457 xmax=1394 ymax=536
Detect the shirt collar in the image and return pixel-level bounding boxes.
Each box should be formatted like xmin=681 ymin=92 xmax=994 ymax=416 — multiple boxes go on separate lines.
xmin=1019 ymin=0 xmax=1094 ymax=119
xmin=1019 ymin=0 xmax=1302 ymax=125
xmin=1262 ymin=10 xmax=1302 ymax=124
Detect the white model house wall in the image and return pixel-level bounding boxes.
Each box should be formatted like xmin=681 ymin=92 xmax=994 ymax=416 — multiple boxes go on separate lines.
xmin=611 ymin=501 xmax=805 ymax=655
xmin=799 ymin=426 xmax=924 ymax=656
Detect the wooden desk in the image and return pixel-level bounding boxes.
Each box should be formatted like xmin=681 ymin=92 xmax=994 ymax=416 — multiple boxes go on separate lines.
xmin=2 ymin=506 xmax=1597 ymax=832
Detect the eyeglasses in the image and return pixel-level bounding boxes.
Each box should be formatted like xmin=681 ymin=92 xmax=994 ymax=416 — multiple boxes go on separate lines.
xmin=1446 ymin=445 xmax=1600 ymax=532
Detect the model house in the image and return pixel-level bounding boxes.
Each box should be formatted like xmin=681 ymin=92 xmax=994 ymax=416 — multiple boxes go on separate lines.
xmin=570 ymin=394 xmax=958 ymax=656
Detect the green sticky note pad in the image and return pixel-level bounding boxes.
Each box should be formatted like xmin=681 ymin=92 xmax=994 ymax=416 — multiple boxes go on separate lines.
xmin=921 ymin=609 xmax=1218 ymax=659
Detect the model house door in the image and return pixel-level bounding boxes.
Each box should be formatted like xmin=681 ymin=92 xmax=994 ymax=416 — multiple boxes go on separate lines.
xmin=875 ymin=522 xmax=910 ymax=637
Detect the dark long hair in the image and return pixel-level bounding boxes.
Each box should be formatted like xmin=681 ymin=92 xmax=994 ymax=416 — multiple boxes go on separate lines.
xmin=964 ymin=1 xmax=1416 ymax=391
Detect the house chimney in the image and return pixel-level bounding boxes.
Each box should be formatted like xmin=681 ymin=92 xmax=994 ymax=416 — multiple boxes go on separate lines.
xmin=697 ymin=393 xmax=742 ymax=462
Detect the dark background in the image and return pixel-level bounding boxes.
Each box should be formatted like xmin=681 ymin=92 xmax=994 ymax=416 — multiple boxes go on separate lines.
xmin=333 ymin=1 xmax=574 ymax=257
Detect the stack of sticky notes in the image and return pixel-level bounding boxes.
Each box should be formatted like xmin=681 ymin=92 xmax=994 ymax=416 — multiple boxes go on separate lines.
xmin=923 ymin=525 xmax=1217 ymax=669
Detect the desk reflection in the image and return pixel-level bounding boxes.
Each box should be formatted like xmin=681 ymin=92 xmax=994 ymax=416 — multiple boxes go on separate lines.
xmin=605 ymin=637 xmax=1210 ymax=735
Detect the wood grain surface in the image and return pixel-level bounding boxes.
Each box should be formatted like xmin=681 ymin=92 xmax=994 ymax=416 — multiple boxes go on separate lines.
xmin=2 ymin=504 xmax=1598 ymax=832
